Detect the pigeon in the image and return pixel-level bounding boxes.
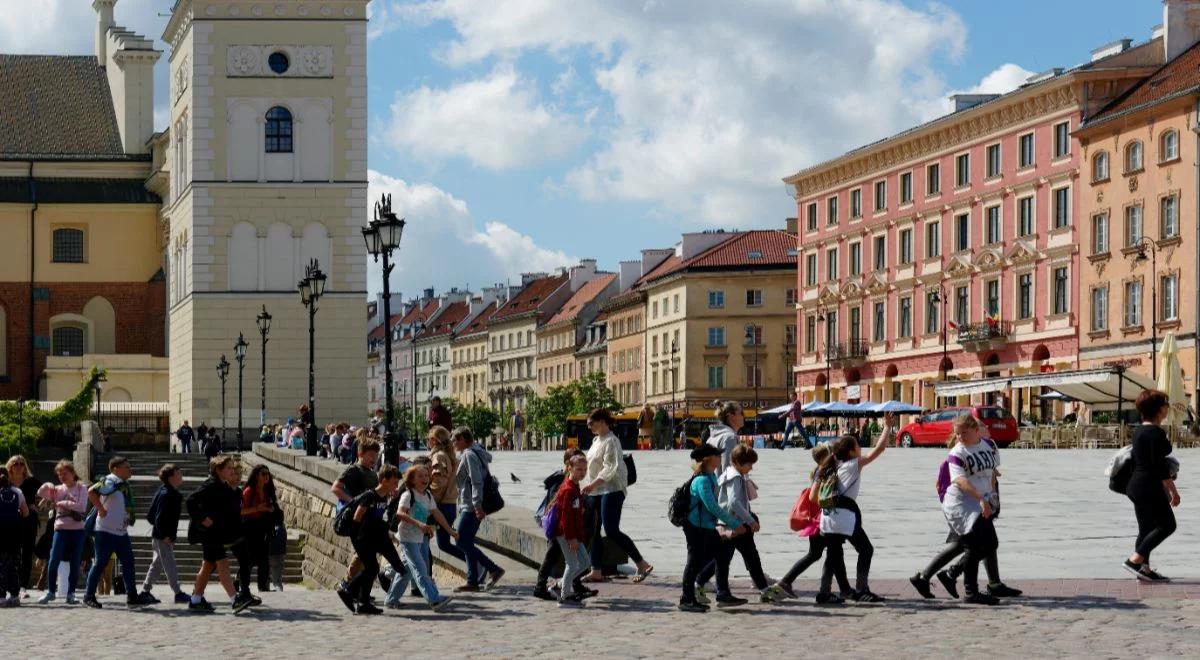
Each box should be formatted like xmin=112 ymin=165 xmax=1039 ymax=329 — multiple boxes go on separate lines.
xmin=510 ymin=473 xmax=521 ymax=483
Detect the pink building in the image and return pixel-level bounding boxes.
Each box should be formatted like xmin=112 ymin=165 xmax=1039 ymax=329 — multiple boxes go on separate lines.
xmin=784 ymin=38 xmax=1162 ymax=418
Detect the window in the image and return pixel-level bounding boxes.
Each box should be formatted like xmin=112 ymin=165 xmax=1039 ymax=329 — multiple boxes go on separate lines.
xmin=826 ymin=248 xmax=838 ymax=280
xmin=986 ymin=144 xmax=1001 ymax=178
xmin=744 ymin=364 xmax=763 ymax=388
xmin=673 ymin=294 xmax=680 ymax=313
xmin=707 ymin=365 xmax=725 ymax=389
xmin=926 ymin=163 xmax=941 ymax=195
xmin=849 ymin=242 xmax=862 ymax=276
xmin=874 ymin=180 xmax=887 ymax=212
xmin=805 ymin=254 xmax=817 ymax=286
xmin=850 ymin=188 xmax=862 ymax=219
xmin=1126 ymin=141 xmax=1143 ymax=172
xmin=805 ymin=315 xmax=816 ymax=352
xmin=873 ymin=235 xmax=886 ymax=270
xmin=899 ymin=229 xmax=913 ymax=264
xmin=925 ymin=291 xmax=939 ymax=335
xmin=825 ymin=311 xmax=838 ymax=347
xmin=872 ymin=302 xmax=885 ymax=342
xmin=955 ymin=153 xmax=970 ymax=187
xmin=1018 ymin=196 xmax=1034 ymax=237
xmin=708 ymin=290 xmax=725 ymax=308
xmin=986 ymin=279 xmax=1000 ymax=316
xmin=707 ymin=327 xmax=726 ymax=347
xmin=827 ymin=196 xmax=839 ymax=226
xmin=1091 ymin=213 xmax=1109 ymax=255
xmin=925 ymin=221 xmax=940 ymax=258
xmin=1053 ymin=187 xmax=1070 ymax=229
xmin=900 ymin=172 xmax=913 ymax=204
xmin=265 ymin=106 xmax=294 ymax=153
xmin=1124 ymin=280 xmax=1142 ymax=327
xmin=955 ymin=213 xmax=969 ymax=252
xmin=1018 ymin=273 xmax=1033 ymax=319
xmin=1161 ymin=195 xmax=1179 ymax=239
xmin=1162 ymin=274 xmax=1179 ymax=321
xmin=985 ymin=206 xmax=1001 ymax=244
xmin=651 ymin=300 xmax=658 ymax=319
xmin=806 ymin=202 xmax=818 ymax=231
xmin=1018 ymin=133 xmax=1035 ymax=168
xmin=1053 ymin=267 xmax=1068 ymax=315
xmin=1092 ymin=152 xmax=1110 ymax=182
xmin=786 ymin=288 xmax=798 ymax=306
xmin=1053 ymin=121 xmax=1070 ymax=159
xmin=651 ymin=335 xmax=658 ymax=356
xmin=849 ymin=306 xmax=862 ymax=341
xmin=1125 ymin=205 xmax=1143 ymax=247
xmin=52 ymin=228 xmax=85 ymax=263
xmin=744 ymin=324 xmax=763 ymax=346
xmin=899 ymin=297 xmax=912 ymax=338
xmin=1161 ymin=130 xmax=1179 ymax=162
xmin=785 ymin=324 xmax=797 ymax=345
xmin=746 ymin=289 xmax=763 ymax=307
xmin=955 ymin=285 xmax=969 ymax=327
xmin=1091 ymin=287 xmax=1108 ymax=331
xmin=268 ymin=51 xmax=290 ymax=74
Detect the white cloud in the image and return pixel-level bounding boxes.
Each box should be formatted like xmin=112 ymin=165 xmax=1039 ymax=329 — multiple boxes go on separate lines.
xmin=928 ymin=63 xmax=1037 ymax=118
xmin=384 ymin=66 xmax=585 ymax=170
xmin=367 ymin=170 xmax=575 ymax=295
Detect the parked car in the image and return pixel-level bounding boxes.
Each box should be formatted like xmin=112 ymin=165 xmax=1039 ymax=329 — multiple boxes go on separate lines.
xmin=896 ymin=405 xmax=1017 ymax=448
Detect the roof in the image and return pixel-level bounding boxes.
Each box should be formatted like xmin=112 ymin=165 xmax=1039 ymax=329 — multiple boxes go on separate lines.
xmin=490 ymin=274 xmax=568 ymax=323
xmin=368 ymin=314 xmax=403 ymax=342
xmin=598 ymin=287 xmax=646 ymax=314
xmin=400 ymin=300 xmax=439 ymax=326
xmin=454 ymin=301 xmax=498 ymax=340
xmin=641 ymin=230 xmax=797 ymax=285
xmin=0 ymin=55 xmax=136 ymax=160
xmin=415 ymin=301 xmax=470 ymax=341
xmin=0 ymin=178 xmax=160 ymax=204
xmin=634 ymin=254 xmax=682 ymax=286
xmin=1086 ymin=41 xmax=1200 ymax=127
xmin=544 ymin=273 xmax=617 ymax=327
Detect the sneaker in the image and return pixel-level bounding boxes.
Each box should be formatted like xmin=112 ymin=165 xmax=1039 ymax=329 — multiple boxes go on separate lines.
xmin=232 ymin=593 xmax=254 ymax=613
xmin=0 ymin=599 xmax=10 ymax=609
xmin=773 ymin=581 xmax=797 ymax=599
xmin=173 ymin=592 xmax=192 ymax=605
xmin=82 ymin=596 xmax=103 ymax=610
xmin=936 ymin=570 xmax=960 ymax=599
xmin=188 ymin=598 xmax=215 ymax=613
xmin=577 ymin=588 xmax=599 ymax=600
xmin=963 ymin=592 xmax=1000 ymax=606
xmin=65 ymin=594 xmax=78 ymax=605
xmin=273 ymin=583 xmax=284 ymax=592
xmin=7 ymin=596 xmax=20 ymax=608
xmin=336 ymin=585 xmax=357 ymax=613
xmin=431 ymin=597 xmax=454 ymax=612
xmin=814 ymin=592 xmax=844 ymax=606
xmin=851 ymin=589 xmax=886 ymax=603
xmin=454 ymin=584 xmax=483 ymax=593
xmin=355 ymin=602 xmax=383 ymax=615
xmin=248 ymin=594 xmax=263 ymax=607
xmin=485 ymin=568 xmax=506 ymax=591
xmin=138 ymin=591 xmax=161 ymax=605
xmin=677 ymin=600 xmax=709 ymax=613
xmin=1123 ymin=559 xmax=1151 ymax=581
xmin=1139 ymin=566 xmax=1171 ymax=582
xmin=715 ymin=594 xmax=749 ymax=608
xmin=127 ymin=592 xmax=155 ymax=607
xmin=760 ymin=585 xmax=785 ymax=603
xmin=694 ymin=584 xmax=711 ymax=605
xmin=909 ymin=573 xmax=935 ymax=599
xmin=557 ymin=596 xmax=584 ymax=608
xmin=986 ymin=582 xmax=1024 ymax=598
xmin=37 ymin=592 xmax=55 ymax=605
xmin=532 ymin=586 xmax=557 ymax=601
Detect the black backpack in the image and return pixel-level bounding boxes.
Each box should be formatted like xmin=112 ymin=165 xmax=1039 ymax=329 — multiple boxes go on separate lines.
xmin=471 ymin=446 xmax=505 ymax=514
xmin=667 ymin=475 xmax=698 ymax=527
xmin=333 ymin=492 xmax=372 ymax=537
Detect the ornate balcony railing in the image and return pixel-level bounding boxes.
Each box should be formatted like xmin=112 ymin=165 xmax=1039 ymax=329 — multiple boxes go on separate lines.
xmin=956 ymin=320 xmax=1012 ymax=351
xmin=827 ymin=339 xmax=870 ymax=367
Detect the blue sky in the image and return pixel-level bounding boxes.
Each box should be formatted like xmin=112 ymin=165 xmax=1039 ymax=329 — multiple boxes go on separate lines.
xmin=0 ymin=1 xmax=1165 ymax=299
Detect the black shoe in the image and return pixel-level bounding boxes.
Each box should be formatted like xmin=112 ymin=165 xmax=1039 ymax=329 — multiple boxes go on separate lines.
xmin=335 ymin=586 xmax=357 ymax=613
xmin=909 ymin=573 xmax=935 ymax=599
xmin=1123 ymin=559 xmax=1150 ymax=581
xmin=232 ymin=593 xmax=254 ymax=613
xmin=936 ymin=570 xmax=960 ymax=599
xmin=127 ymin=592 xmax=155 ymax=607
xmin=247 ymin=594 xmax=263 ymax=607
xmin=677 ymin=600 xmax=709 ymax=613
xmin=715 ymin=594 xmax=749 ymax=608
xmin=1139 ymin=566 xmax=1171 ymax=582
xmin=851 ymin=589 xmax=886 ymax=603
xmin=454 ymin=584 xmax=483 ymax=593
xmin=138 ymin=591 xmax=161 ymax=605
xmin=82 ymin=596 xmax=103 ymax=610
xmin=577 ymin=587 xmax=599 ymax=600
xmin=814 ymin=592 xmax=844 ymax=606
xmin=986 ymin=582 xmax=1023 ymax=598
xmin=188 ymin=598 xmax=214 ymax=613
xmin=963 ymin=592 xmax=1000 ymax=606
xmin=355 ymin=601 xmax=383 ymax=615
xmin=485 ymin=568 xmax=506 ymax=591
xmin=532 ymin=586 xmax=557 ymax=601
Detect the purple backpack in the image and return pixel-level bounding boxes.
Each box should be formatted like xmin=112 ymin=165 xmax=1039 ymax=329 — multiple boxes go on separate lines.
xmin=540 ymin=502 xmax=561 ymax=540
xmin=937 ymin=438 xmax=996 ymax=502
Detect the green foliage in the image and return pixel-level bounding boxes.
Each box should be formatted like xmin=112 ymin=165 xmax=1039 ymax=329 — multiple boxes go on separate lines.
xmin=0 ymin=367 xmax=103 ymax=461
xmin=527 ymin=371 xmax=622 ymax=438
xmin=444 ymin=397 xmax=502 ymax=442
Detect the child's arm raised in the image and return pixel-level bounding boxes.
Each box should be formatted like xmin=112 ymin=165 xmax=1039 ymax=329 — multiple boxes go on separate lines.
xmin=859 ymin=414 xmax=897 ymax=469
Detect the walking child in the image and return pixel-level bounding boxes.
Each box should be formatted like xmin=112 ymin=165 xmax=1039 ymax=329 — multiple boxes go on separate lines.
xmin=337 ymin=465 xmax=407 ymax=615
xmin=771 ymin=445 xmax=852 ymax=599
xmin=140 ymin=464 xmax=190 ymax=604
xmin=385 ymin=464 xmax=456 ymax=611
xmin=533 ymin=449 xmax=595 ymax=601
xmin=554 ymin=453 xmax=591 ymax=608
xmin=187 ymin=455 xmax=255 ymax=613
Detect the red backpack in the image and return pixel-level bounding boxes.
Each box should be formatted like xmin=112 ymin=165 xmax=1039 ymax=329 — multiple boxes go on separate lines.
xmin=788 ymin=486 xmax=820 ymax=536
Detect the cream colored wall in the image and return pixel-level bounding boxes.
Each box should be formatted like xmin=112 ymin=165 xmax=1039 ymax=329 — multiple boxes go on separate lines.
xmin=644 ymin=280 xmax=687 ymax=406
xmin=450 ymin=334 xmax=489 ymax=405
xmin=43 ymin=354 xmax=168 ymax=401
xmin=0 ymin=204 xmax=161 ymax=282
xmin=606 ymin=304 xmax=645 ymax=408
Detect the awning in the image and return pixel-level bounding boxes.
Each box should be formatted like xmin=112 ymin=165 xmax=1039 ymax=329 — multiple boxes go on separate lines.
xmin=932 ymin=367 xmax=1157 ymax=411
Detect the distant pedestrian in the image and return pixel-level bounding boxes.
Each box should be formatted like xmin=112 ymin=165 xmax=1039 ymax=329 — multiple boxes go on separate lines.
xmin=5 ymin=455 xmax=41 ymax=595
xmin=1122 ymin=389 xmax=1180 ymax=582
xmin=176 ymin=420 xmax=194 ymax=454
xmin=637 ymin=404 xmax=654 ymax=447
xmin=512 ymin=409 xmax=525 ymax=451
xmin=204 ymin=428 xmax=221 ymax=458
xmin=428 ymin=397 xmax=453 ymax=433
xmin=36 ymin=460 xmax=88 ymax=605
xmin=139 ymin=464 xmax=189 ymax=605
xmin=0 ymin=466 xmax=29 ymax=607
xmin=581 ymin=408 xmax=653 ymax=584
xmin=778 ymin=392 xmax=802 ymax=447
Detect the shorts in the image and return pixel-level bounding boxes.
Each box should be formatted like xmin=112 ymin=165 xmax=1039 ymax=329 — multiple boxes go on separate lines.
xmin=202 ymin=541 xmax=229 ymax=562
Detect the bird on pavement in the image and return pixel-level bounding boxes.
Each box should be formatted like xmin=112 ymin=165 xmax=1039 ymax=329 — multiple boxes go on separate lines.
xmin=510 ymin=473 xmax=521 ymax=483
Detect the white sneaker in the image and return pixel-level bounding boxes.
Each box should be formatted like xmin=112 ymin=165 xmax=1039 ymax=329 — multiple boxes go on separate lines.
xmin=37 ymin=592 xmax=56 ymax=604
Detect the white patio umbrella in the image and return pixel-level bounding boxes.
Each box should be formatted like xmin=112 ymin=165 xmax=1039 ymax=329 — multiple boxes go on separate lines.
xmin=1156 ymin=331 xmax=1188 ymax=427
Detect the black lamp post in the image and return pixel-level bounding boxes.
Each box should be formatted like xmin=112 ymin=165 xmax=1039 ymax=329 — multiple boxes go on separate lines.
xmin=816 ymin=308 xmax=831 ymax=402
xmin=930 ymin=283 xmax=948 ymax=407
xmin=669 ymin=339 xmax=679 ymax=442
xmin=1134 ymin=237 xmax=1159 ymax=380
xmin=745 ymin=325 xmax=760 ymax=434
xmin=216 ymin=355 xmax=230 ymax=448
xmin=94 ymin=372 xmax=107 ymax=435
xmin=298 ymin=259 xmax=327 ymax=456
xmin=234 ymin=332 xmax=248 ymax=452
xmin=363 ymin=193 xmax=406 ymax=461
xmin=256 ymin=305 xmax=272 ymax=430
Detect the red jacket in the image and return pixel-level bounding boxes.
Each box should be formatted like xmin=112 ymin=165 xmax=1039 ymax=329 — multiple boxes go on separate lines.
xmin=555 ymin=477 xmax=585 ymax=541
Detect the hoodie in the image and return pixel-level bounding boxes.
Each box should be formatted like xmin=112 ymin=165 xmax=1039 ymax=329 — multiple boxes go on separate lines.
xmin=456 ymin=444 xmax=493 ymax=514
xmin=706 ymin=424 xmax=739 ymax=472
xmin=717 ymin=465 xmax=754 ymax=526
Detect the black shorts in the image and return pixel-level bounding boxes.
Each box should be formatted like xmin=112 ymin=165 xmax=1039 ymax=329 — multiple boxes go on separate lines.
xmin=202 ymin=541 xmax=229 ymax=563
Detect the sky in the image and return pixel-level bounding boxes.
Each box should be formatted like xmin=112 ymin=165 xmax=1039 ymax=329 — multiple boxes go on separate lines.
xmin=0 ymin=0 xmax=1165 ymax=300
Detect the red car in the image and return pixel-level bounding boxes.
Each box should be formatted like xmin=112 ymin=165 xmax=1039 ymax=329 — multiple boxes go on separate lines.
xmin=897 ymin=406 xmax=1017 ymax=448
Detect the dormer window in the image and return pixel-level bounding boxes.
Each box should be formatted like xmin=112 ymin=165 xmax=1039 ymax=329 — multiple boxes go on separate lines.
xmin=747 ymin=250 xmax=763 ymax=259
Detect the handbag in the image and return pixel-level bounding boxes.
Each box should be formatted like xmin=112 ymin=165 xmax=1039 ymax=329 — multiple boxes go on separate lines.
xmin=623 ymin=453 xmax=637 ymax=487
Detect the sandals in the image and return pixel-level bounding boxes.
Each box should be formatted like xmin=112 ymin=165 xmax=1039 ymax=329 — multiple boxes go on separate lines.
xmin=632 ymin=565 xmax=654 ymax=583
xmin=581 ymin=574 xmax=611 ymax=584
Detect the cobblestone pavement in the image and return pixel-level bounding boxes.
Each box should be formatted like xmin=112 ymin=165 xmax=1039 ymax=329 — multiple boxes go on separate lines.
xmin=4 ymin=577 xmax=1199 ymax=658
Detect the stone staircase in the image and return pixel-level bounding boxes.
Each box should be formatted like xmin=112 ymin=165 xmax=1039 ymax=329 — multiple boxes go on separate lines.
xmin=91 ymin=451 xmax=305 ymax=585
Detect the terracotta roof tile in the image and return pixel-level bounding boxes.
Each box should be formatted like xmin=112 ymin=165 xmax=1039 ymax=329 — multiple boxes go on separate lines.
xmin=455 ymin=302 xmax=498 ymax=338
xmin=635 ymin=254 xmax=683 ymax=286
xmin=1088 ymin=41 xmax=1200 ymax=124
xmin=641 ymin=230 xmax=797 ymax=285
xmin=490 ymin=274 xmax=568 ymax=323
xmin=416 ymin=301 xmax=471 ymax=340
xmin=545 ymin=273 xmax=617 ymax=327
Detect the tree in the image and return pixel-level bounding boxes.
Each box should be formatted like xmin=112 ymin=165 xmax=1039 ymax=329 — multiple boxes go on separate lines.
xmin=571 ymin=371 xmax=622 ymax=414
xmin=527 ymin=371 xmax=622 ymax=439
xmin=0 ymin=367 xmax=104 ymax=461
xmin=446 ymin=398 xmax=502 ymax=443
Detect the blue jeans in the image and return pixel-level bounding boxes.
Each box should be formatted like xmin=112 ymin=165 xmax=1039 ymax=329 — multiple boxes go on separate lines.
xmin=86 ymin=532 xmax=136 ymax=598
xmin=435 ymin=503 xmax=466 ymax=563
xmin=455 ymin=511 xmax=500 ymax=586
xmin=782 ymin=420 xmax=797 ymax=447
xmin=387 ymin=539 xmax=442 ymax=605
xmin=557 ymin=536 xmax=590 ymax=601
xmin=587 ymin=490 xmax=644 ymax=570
xmin=47 ymin=529 xmax=86 ymax=595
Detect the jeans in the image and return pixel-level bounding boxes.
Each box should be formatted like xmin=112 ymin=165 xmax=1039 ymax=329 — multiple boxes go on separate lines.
xmin=180 ymin=438 xmax=191 ymax=454
xmin=435 ymin=503 xmax=467 ymax=563
xmin=557 ymin=536 xmax=590 ymax=601
xmin=387 ymin=540 xmax=442 ymax=605
xmin=587 ymin=491 xmax=644 ymax=570
xmin=86 ymin=532 xmax=136 ymax=599
xmin=240 ymin=519 xmax=272 ymax=592
xmin=680 ymin=523 xmax=720 ymax=604
xmin=782 ymin=420 xmax=797 ymax=445
xmin=455 ymin=511 xmax=499 ymax=586
xmin=141 ymin=537 xmax=181 ymax=594
xmin=536 ymin=536 xmax=585 ymax=593
xmin=348 ymin=535 xmax=405 ymax=604
xmin=47 ymin=529 xmax=86 ymax=596
xmin=1130 ymin=489 xmax=1176 ymax=561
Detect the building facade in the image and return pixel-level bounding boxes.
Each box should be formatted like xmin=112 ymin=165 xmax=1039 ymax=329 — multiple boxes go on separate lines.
xmin=601 ymin=289 xmax=647 ymax=410
xmin=450 ymin=301 xmax=498 ymax=406
xmin=413 ymin=291 xmax=470 ymax=418
xmin=536 ymin=273 xmax=617 ymax=394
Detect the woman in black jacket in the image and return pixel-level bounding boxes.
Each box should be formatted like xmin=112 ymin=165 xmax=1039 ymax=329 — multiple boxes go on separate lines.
xmin=1123 ymin=389 xmax=1181 ymax=582
xmin=187 ymin=455 xmax=255 ymax=612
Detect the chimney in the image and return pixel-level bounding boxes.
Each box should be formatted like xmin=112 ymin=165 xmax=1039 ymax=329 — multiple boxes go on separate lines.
xmin=94 ymin=0 xmax=117 ymax=64
xmin=1090 ymin=38 xmax=1133 ymax=62
xmin=423 ymin=287 xmax=435 ymax=301
xmin=949 ymin=93 xmax=1000 ymax=113
xmin=569 ymin=259 xmax=598 ymax=291
xmin=1165 ymin=0 xmax=1200 ymax=62
xmin=785 ymin=217 xmax=798 ymax=233
xmin=99 ymin=2 xmax=160 ymax=154
xmin=617 ymin=260 xmax=640 ymax=292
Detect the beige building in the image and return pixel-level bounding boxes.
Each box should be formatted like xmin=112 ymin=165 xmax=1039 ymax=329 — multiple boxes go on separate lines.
xmin=602 ymin=289 xmax=648 ymax=410
xmin=536 ymin=273 xmax=617 ymax=394
xmin=451 ymin=300 xmax=499 ymax=406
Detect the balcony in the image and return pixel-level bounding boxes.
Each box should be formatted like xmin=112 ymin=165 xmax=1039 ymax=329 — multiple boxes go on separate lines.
xmin=956 ymin=320 xmax=1012 ymax=352
xmin=826 ymin=339 xmax=869 ymax=368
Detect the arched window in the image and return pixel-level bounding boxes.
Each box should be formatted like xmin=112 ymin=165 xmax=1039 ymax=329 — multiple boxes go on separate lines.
xmin=1160 ymin=130 xmax=1179 ymax=162
xmin=1092 ymin=151 xmax=1109 ymax=182
xmin=51 ymin=325 xmax=86 ymax=356
xmin=265 ymin=107 xmax=293 ymax=153
xmin=1125 ymin=141 xmax=1143 ymax=172
xmin=52 ymin=228 xmax=85 ymax=263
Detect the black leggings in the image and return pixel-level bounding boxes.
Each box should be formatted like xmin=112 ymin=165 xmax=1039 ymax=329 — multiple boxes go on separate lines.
xmin=819 ymin=535 xmax=850 ymax=596
xmin=237 ymin=520 xmax=272 ymax=593
xmin=680 ymin=523 xmax=720 ymax=604
xmin=958 ymin=517 xmax=998 ymax=594
xmin=348 ymin=535 xmax=405 ymax=604
xmin=783 ymin=535 xmax=853 ymax=592
xmin=1129 ymin=489 xmax=1176 ymax=561
xmin=19 ymin=519 xmax=37 ymax=590
xmin=695 ymin=528 xmax=769 ymax=594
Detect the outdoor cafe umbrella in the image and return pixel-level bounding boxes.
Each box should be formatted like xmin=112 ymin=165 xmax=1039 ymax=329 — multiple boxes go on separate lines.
xmin=1157 ymin=331 xmax=1188 ymax=427
xmin=870 ymin=400 xmax=925 ymax=414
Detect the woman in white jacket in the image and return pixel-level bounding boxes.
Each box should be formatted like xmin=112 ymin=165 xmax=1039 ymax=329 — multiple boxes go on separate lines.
xmin=581 ymin=408 xmax=653 ymax=583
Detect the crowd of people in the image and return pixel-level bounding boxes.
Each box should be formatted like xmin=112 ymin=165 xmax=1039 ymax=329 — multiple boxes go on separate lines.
xmin=0 ymin=388 xmax=1183 ymax=614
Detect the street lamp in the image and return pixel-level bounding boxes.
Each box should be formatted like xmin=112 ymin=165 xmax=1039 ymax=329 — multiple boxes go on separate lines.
xmin=1134 ymin=237 xmax=1159 ymax=380
xmin=234 ymin=332 xmax=248 ymax=452
xmin=298 ymin=258 xmax=327 ymax=456
xmin=217 ymin=355 xmax=230 ymax=448
xmin=669 ymin=339 xmax=679 ymax=444
xmin=745 ymin=325 xmax=760 ymax=435
xmin=256 ymin=305 xmax=272 ymax=429
xmin=929 ymin=282 xmax=948 ymax=408
xmin=94 ymin=371 xmax=107 ymax=437
xmin=816 ymin=308 xmax=831 ymax=402
xmin=363 ymin=193 xmax=406 ymax=461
